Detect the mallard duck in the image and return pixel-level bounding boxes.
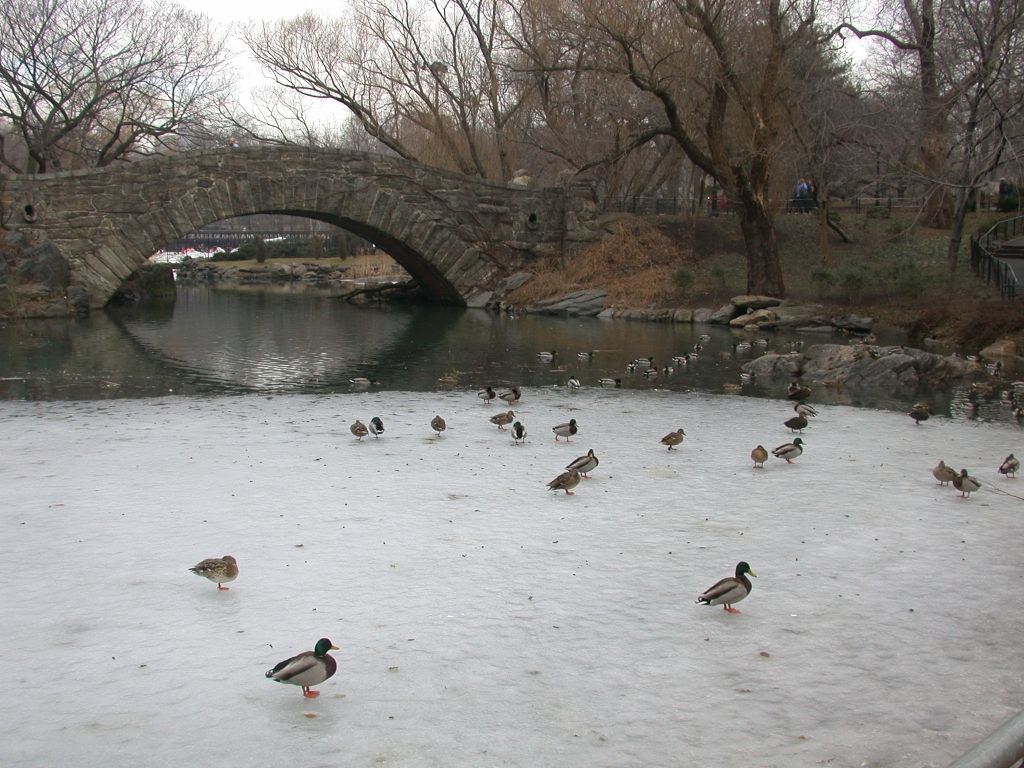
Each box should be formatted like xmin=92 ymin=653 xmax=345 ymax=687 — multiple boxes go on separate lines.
xmin=265 ymin=638 xmax=339 ymax=698
xmin=537 ymin=350 xmax=557 ymax=361
xmin=672 ymin=355 xmax=688 ymax=366
xmin=189 ymin=555 xmax=238 ymax=590
xmin=698 ymin=333 xmax=711 ymax=342
xmin=772 ymin=437 xmax=804 ymax=463
xmin=734 ymin=341 xmax=752 ymax=354
xmin=577 ymin=350 xmax=595 ymax=360
xmin=369 ymin=416 xmax=384 ymax=438
xmin=952 ymin=468 xmax=981 ymax=498
xmin=751 ymin=445 xmax=768 ymax=468
xmin=693 ymin=343 xmax=704 ymax=353
xmin=490 ymin=410 xmax=515 ymax=430
xmin=787 ymin=381 xmax=812 ymax=401
xmin=723 ymin=382 xmax=742 ymax=393
xmin=511 ymin=421 xmax=527 ymax=444
xmin=567 ymin=375 xmax=581 ymax=390
xmin=999 ymin=453 xmax=1020 ymax=477
xmin=499 ymin=387 xmax=521 ymax=405
xmin=633 ymin=356 xmax=654 ymax=368
xmin=932 ymin=460 xmax=957 ymax=485
xmin=696 ymin=561 xmax=756 ymax=613
xmin=478 ymin=386 xmax=496 ymax=404
xmin=599 ymin=377 xmax=622 ymax=388
xmin=754 ymin=337 xmax=769 ymax=347
xmin=349 ymin=377 xmax=377 ymax=387
xmin=552 ymin=418 xmax=578 ymax=442
xmin=430 ymin=415 xmax=446 ymax=436
xmin=547 ymin=469 xmax=581 ymax=495
xmin=739 ymin=371 xmax=755 ymax=384
xmin=350 ymin=420 xmax=369 ymax=440
xmin=790 ymin=340 xmax=804 ymax=351
xmin=795 ymin=402 xmax=818 ymax=418
xmin=566 ymin=449 xmax=599 ymax=478
xmin=784 ymin=414 xmax=808 ymax=433
xmin=909 ymin=403 xmax=930 ymax=424
xmin=661 ymin=428 xmax=686 ymax=450
xmin=642 ymin=366 xmax=659 ymax=379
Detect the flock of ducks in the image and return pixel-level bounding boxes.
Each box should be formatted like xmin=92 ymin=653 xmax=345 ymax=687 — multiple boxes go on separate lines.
xmin=183 ymin=335 xmax=1020 ymax=699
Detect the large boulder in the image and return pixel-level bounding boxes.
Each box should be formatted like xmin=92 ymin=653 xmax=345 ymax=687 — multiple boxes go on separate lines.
xmin=526 ymin=288 xmax=607 ymax=317
xmin=742 ymin=352 xmax=804 ymax=379
xmin=730 ymin=308 xmax=777 ymax=328
xmin=757 ymin=304 xmax=829 ymax=329
xmin=744 ymin=343 xmax=983 ymax=393
xmin=980 ymin=338 xmax=1017 ymax=358
xmin=708 ymin=303 xmax=740 ymax=324
xmin=831 ymin=314 xmax=874 ymax=332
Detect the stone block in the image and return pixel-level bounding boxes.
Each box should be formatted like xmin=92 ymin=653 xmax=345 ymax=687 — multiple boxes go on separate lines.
xmin=673 ymin=308 xmax=694 ymax=322
xmin=980 ymin=338 xmax=1017 ymax=358
xmin=708 ymin=303 xmax=739 ymax=324
xmin=730 ymin=308 xmax=777 ymax=327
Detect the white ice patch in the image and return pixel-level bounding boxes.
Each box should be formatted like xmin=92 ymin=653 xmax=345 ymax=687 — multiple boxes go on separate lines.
xmin=1 ymin=389 xmax=1021 ymax=767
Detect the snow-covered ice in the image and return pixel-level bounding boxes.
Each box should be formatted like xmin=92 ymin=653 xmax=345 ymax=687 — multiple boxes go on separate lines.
xmin=1 ymin=388 xmax=1022 ymax=767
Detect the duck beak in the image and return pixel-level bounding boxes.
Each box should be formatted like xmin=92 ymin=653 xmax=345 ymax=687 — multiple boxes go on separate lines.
xmin=331 ymin=644 xmax=340 ymax=650
xmin=748 ymin=570 xmax=757 ymax=578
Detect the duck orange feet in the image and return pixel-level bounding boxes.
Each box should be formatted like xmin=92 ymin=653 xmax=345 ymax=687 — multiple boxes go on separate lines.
xmin=302 ymin=688 xmax=320 ymax=698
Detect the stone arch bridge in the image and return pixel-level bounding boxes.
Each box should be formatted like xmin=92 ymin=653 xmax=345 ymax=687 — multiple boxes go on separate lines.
xmin=1 ymin=147 xmax=603 ymax=309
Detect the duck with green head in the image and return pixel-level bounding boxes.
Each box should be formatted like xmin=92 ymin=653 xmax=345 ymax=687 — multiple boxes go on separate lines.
xmin=697 ymin=561 xmax=756 ymax=613
xmin=266 ymin=638 xmax=339 ymax=698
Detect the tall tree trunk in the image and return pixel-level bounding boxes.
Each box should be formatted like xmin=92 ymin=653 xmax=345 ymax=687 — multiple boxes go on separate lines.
xmin=732 ymin=182 xmax=786 ymax=296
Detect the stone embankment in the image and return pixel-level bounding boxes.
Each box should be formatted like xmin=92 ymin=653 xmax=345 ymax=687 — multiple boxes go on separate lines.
xmin=507 ymin=289 xmax=876 ymax=335
xmin=742 ymin=343 xmax=984 ymax=394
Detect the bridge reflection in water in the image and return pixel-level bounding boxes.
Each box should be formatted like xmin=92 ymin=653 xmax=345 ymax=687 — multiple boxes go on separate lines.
xmin=0 ymin=285 xmax=1006 ymax=420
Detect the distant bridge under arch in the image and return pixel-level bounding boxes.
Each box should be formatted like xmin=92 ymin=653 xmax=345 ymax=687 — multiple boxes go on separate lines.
xmin=2 ymin=147 xmax=602 ymax=309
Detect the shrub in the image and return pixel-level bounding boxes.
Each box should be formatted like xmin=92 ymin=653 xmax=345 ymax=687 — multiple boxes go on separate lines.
xmin=810 ymin=267 xmax=835 ymax=297
xmin=672 ymin=267 xmax=695 ymax=290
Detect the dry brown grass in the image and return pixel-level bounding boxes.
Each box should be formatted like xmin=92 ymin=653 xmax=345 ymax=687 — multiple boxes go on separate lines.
xmin=508 ymin=217 xmax=694 ymax=306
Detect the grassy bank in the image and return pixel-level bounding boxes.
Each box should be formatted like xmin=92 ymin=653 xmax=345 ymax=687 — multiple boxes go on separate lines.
xmin=507 ymin=208 xmax=1020 ymax=350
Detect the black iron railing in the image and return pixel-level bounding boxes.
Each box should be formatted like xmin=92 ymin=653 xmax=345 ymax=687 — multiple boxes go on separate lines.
xmin=970 ymin=215 xmax=1024 ymax=300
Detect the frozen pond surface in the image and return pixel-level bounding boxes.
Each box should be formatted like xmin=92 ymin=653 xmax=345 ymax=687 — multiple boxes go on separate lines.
xmin=2 ymin=388 xmax=1022 ymax=767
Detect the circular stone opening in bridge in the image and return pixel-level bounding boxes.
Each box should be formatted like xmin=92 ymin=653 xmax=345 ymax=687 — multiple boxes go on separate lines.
xmin=526 ymin=212 xmax=539 ymax=230
xmin=23 ymin=204 xmax=36 ymax=222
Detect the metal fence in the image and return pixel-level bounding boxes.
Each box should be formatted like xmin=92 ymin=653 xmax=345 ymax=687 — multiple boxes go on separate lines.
xmin=970 ymin=215 xmax=1024 ymax=300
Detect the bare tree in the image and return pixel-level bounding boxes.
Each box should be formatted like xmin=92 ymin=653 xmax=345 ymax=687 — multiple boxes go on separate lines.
xmin=0 ymin=0 xmax=231 ymax=174
xmin=833 ymin=0 xmax=1024 ymax=234
xmin=243 ymin=0 xmax=532 ymax=180
xmin=566 ymin=0 xmax=826 ymax=296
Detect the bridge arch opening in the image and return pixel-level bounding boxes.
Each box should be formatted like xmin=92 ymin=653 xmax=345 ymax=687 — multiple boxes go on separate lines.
xmin=153 ymin=210 xmax=467 ymax=305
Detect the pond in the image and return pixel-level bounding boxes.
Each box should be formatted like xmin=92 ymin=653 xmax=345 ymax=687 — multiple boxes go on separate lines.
xmin=0 ymin=285 xmax=1013 ymax=421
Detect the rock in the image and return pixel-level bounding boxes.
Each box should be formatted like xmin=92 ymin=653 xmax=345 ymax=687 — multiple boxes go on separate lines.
xmin=493 ymin=271 xmax=533 ymax=296
xmin=464 ymin=289 xmax=493 ymax=308
xmin=67 ymin=286 xmax=90 ymax=315
xmin=730 ymin=308 xmax=777 ymax=328
xmin=16 ymin=242 xmax=69 ymax=292
xmin=791 ymin=343 xmax=983 ymax=392
xmin=692 ymin=308 xmax=715 ymax=323
xmin=742 ymin=353 xmax=804 ymax=379
xmin=831 ymin=314 xmax=874 ymax=332
xmin=526 ymin=288 xmax=607 ymax=317
xmin=673 ymin=308 xmax=694 ymax=323
xmin=756 ymin=304 xmax=829 ymax=329
xmin=597 ymin=308 xmax=615 ymax=319
xmin=708 ymin=303 xmax=739 ymax=324
xmin=980 ymin=338 xmax=1017 ymax=358
xmin=731 ymin=294 xmax=783 ymax=310
xmin=795 ymin=325 xmax=837 ymax=334
xmin=800 ymin=344 xmax=871 ymax=379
